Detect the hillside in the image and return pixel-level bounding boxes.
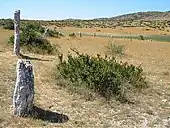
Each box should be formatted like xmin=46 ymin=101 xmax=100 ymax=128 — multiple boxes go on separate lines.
xmin=95 ymin=11 xmax=170 ymax=21
xmin=47 ymin=11 xmax=170 ymax=28
xmin=1 ymin=11 xmax=170 ymax=29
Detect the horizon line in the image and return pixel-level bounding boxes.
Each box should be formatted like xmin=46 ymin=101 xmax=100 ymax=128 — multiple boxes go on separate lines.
xmin=0 ymin=10 xmax=169 ymax=21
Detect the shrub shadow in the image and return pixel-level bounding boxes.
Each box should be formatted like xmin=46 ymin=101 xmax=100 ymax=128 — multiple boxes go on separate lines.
xmin=31 ymin=106 xmax=69 ymax=123
xmin=19 ymin=54 xmax=52 ymax=62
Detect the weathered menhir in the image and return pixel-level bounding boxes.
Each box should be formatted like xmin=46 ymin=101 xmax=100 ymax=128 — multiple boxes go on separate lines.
xmin=13 ymin=59 xmax=34 ymax=116
xmin=14 ymin=10 xmax=20 ymax=56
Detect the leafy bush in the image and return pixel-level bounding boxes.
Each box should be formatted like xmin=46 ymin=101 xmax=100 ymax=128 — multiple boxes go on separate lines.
xmin=8 ymin=23 xmax=55 ymax=54
xmin=3 ymin=19 xmax=14 ymax=30
xmin=57 ymin=49 xmax=147 ymax=102
xmin=105 ymin=41 xmax=126 ymax=56
xmin=47 ymin=29 xmax=64 ymax=38
xmin=139 ymin=35 xmax=144 ymax=40
xmin=47 ymin=29 xmax=57 ymax=37
xmin=21 ymin=22 xmax=45 ymax=34
xmin=69 ymin=33 xmax=76 ymax=37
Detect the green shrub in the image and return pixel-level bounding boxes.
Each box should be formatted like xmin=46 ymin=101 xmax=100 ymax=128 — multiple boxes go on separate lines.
xmin=57 ymin=49 xmax=147 ymax=102
xmin=8 ymin=35 xmax=14 ymax=45
xmin=8 ymin=23 xmax=55 ymax=54
xmin=105 ymin=41 xmax=126 ymax=56
xmin=139 ymin=35 xmax=144 ymax=40
xmin=21 ymin=22 xmax=45 ymax=34
xmin=3 ymin=19 xmax=14 ymax=30
xmin=47 ymin=29 xmax=56 ymax=37
xmin=47 ymin=29 xmax=64 ymax=38
xmin=8 ymin=34 xmax=55 ymax=54
xmin=69 ymin=33 xmax=76 ymax=37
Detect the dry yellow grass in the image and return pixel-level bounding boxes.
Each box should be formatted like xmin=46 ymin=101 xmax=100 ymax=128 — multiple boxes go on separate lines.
xmin=0 ymin=28 xmax=170 ymax=127
xmin=51 ymin=26 xmax=170 ymax=35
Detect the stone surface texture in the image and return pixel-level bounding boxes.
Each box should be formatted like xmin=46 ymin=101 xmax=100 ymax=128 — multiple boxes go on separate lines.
xmin=14 ymin=10 xmax=20 ymax=56
xmin=13 ymin=59 xmax=34 ymax=116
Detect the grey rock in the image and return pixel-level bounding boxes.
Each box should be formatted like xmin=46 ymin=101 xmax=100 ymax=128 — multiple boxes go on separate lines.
xmin=14 ymin=10 xmax=20 ymax=56
xmin=13 ymin=59 xmax=34 ymax=116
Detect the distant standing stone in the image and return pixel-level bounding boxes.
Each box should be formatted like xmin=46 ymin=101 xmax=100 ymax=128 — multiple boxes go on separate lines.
xmin=13 ymin=59 xmax=34 ymax=116
xmin=14 ymin=10 xmax=20 ymax=56
xmin=79 ymin=32 xmax=82 ymax=37
xmin=93 ymin=32 xmax=96 ymax=38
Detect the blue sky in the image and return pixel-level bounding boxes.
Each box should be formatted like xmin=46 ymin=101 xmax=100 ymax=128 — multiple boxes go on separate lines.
xmin=0 ymin=0 xmax=169 ymax=20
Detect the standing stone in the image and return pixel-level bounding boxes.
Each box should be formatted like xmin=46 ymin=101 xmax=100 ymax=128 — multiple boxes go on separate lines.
xmin=93 ymin=32 xmax=96 ymax=38
xmin=79 ymin=32 xmax=82 ymax=37
xmin=13 ymin=59 xmax=34 ymax=116
xmin=14 ymin=10 xmax=20 ymax=56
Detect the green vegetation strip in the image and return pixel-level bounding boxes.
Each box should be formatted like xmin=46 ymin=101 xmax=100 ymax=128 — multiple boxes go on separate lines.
xmin=60 ymin=30 xmax=170 ymax=42
xmin=85 ymin=32 xmax=170 ymax=42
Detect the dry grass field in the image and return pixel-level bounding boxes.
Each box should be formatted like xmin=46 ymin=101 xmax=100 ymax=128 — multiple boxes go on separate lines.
xmin=50 ymin=26 xmax=170 ymax=36
xmin=0 ymin=27 xmax=170 ymax=127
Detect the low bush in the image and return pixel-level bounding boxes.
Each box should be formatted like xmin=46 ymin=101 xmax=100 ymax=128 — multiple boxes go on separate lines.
xmin=105 ymin=41 xmax=126 ymax=56
xmin=69 ymin=33 xmax=76 ymax=37
xmin=8 ymin=23 xmax=56 ymax=54
xmin=57 ymin=49 xmax=148 ymax=102
xmin=47 ymin=29 xmax=64 ymax=38
xmin=2 ymin=19 xmax=14 ymax=30
xmin=139 ymin=35 xmax=145 ymax=40
xmin=21 ymin=22 xmax=45 ymax=34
